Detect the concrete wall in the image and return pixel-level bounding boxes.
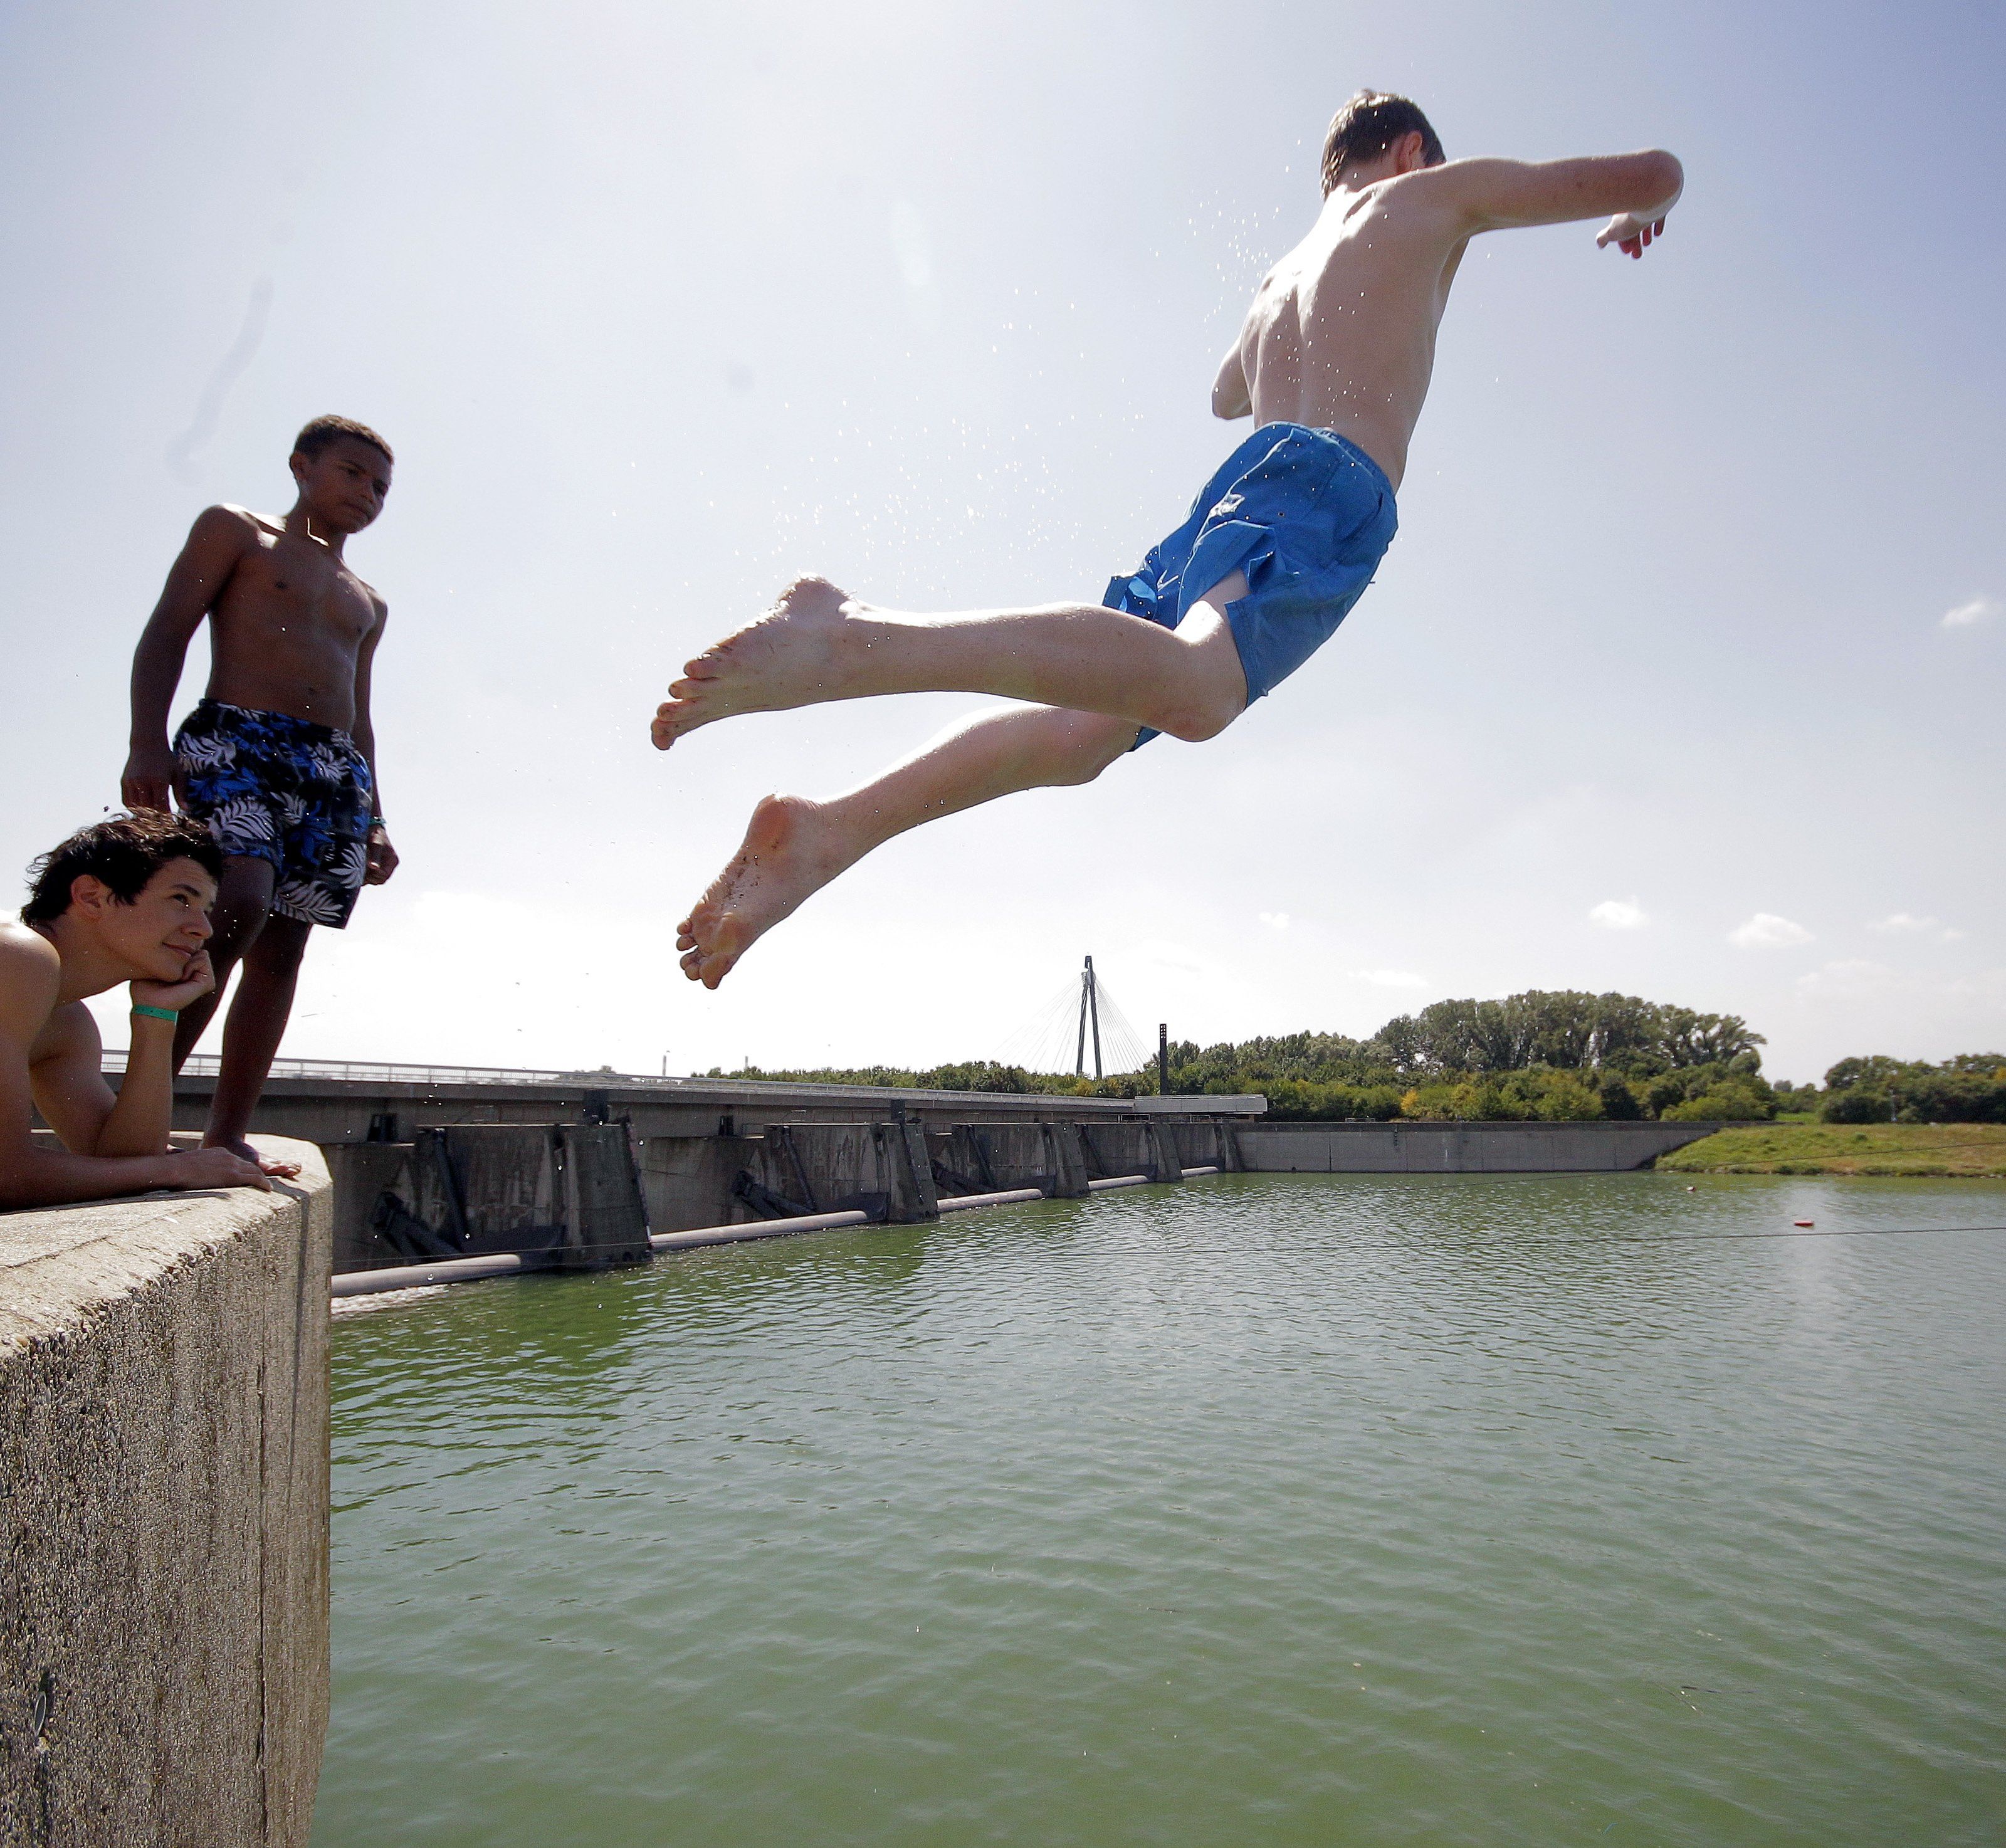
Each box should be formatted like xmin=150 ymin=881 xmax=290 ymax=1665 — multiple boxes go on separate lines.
xmin=1233 ymin=1120 xmax=1721 ymax=1173
xmin=0 ymin=1139 xmax=330 ymax=1848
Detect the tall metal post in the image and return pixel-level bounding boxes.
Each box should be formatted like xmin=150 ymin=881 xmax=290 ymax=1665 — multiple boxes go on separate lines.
xmin=1086 ymin=955 xmax=1103 ymax=1080
xmin=1158 ymin=1022 xmax=1169 ymax=1096
xmin=1074 ymin=962 xmax=1089 ymax=1076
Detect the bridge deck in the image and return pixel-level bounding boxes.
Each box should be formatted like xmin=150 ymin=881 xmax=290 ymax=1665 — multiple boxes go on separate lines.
xmin=113 ymin=1054 xmax=1266 ymax=1145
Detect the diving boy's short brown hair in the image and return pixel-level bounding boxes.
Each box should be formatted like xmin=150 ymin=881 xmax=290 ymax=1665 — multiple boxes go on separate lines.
xmin=1321 ymin=92 xmax=1446 ymax=194
xmin=293 ymin=414 xmax=394 ymax=467
xmin=21 ymin=813 xmax=224 ymax=924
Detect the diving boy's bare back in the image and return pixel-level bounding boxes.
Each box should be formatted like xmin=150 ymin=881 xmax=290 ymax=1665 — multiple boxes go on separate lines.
xmin=651 ymin=93 xmax=1682 ymax=989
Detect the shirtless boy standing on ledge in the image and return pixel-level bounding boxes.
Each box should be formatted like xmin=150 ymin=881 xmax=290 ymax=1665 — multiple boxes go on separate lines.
xmin=651 ymin=92 xmax=1682 ymax=988
xmin=122 ymin=415 xmax=400 ymax=1158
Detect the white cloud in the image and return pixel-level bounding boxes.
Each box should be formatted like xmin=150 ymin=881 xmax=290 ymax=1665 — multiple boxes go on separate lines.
xmin=1730 ymin=911 xmax=1814 ymax=949
xmin=1793 ymin=960 xmax=2006 ymax=1005
xmin=1793 ymin=958 xmax=1893 ymax=998
xmin=1258 ymin=911 xmax=1290 ymax=930
xmin=1348 ymin=968 xmax=1428 ymax=989
xmin=1941 ymin=596 xmax=2000 ymax=629
xmin=1869 ymin=912 xmax=1965 ymax=943
xmin=1589 ymin=897 xmax=1647 ymax=930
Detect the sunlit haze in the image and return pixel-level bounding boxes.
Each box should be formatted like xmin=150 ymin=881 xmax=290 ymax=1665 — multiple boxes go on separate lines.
xmin=3 ymin=0 xmax=2000 ymax=1083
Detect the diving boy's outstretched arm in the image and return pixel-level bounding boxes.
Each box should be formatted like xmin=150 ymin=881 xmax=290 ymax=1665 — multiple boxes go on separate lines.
xmin=1413 ymin=150 xmax=1684 ymax=256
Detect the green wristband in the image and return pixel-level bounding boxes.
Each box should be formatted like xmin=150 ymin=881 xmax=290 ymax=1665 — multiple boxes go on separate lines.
xmin=131 ymin=1003 xmax=180 ymax=1023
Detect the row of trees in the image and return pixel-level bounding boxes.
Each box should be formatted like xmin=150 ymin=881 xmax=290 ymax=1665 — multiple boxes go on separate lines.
xmin=1818 ymin=1054 xmax=2006 ymax=1125
xmin=710 ymin=1029 xmax=2006 ymax=1128
xmin=715 ymin=990 xmax=1782 ymax=1123
xmin=1159 ymin=990 xmax=1765 ymax=1090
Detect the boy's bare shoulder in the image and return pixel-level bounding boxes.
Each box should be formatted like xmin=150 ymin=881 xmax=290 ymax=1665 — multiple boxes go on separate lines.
xmin=186 ymin=503 xmax=275 ymax=553
xmin=0 ymin=923 xmax=61 ymax=1034
xmin=1357 ymin=164 xmax=1482 ymax=233
xmin=347 ymin=570 xmax=389 ymax=620
xmin=0 ymin=920 xmax=59 ymax=973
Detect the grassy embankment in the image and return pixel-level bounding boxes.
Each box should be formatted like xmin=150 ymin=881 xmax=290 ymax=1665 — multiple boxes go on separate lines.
xmin=1659 ymin=1122 xmax=2006 ymax=1179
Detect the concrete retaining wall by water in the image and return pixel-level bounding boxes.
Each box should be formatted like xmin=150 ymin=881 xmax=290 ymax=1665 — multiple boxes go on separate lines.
xmin=1233 ymin=1120 xmax=1721 ymax=1172
xmin=0 ymin=1139 xmax=331 ymax=1848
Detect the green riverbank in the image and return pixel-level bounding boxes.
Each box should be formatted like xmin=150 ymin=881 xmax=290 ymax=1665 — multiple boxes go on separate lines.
xmin=1659 ymin=1121 xmax=2006 ymax=1177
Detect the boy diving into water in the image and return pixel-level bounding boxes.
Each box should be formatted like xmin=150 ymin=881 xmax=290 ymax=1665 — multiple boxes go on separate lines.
xmin=653 ymin=93 xmax=1682 ymax=988
xmin=122 ymin=416 xmax=399 ymax=1159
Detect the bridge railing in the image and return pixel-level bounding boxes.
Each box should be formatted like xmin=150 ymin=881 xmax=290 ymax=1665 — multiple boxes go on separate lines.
xmin=97 ymin=1051 xmax=1268 ymax=1113
xmin=101 ymin=1051 xmax=675 ymax=1088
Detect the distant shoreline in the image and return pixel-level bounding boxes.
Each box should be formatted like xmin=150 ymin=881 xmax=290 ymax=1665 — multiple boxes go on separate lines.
xmin=1660 ymin=1123 xmax=2006 ymax=1179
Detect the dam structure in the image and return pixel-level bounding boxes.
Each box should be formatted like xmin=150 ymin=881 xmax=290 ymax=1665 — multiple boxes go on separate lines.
xmin=123 ymin=1054 xmax=1724 ymax=1286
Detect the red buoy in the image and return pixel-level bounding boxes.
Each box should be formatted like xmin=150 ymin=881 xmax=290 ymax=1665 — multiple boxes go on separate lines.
xmin=1793 ymin=1219 xmax=1815 ymax=1228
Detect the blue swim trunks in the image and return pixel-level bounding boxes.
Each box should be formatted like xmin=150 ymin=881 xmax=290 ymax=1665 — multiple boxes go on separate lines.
xmin=1105 ymin=423 xmax=1397 ymax=746
xmin=173 ymin=700 xmax=375 ymax=928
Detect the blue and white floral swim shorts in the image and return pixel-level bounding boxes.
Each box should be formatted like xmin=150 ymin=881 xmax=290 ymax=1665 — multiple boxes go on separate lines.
xmin=172 ymin=699 xmax=374 ymax=928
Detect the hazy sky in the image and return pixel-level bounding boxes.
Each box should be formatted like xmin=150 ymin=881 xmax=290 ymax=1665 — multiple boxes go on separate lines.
xmin=3 ymin=0 xmax=2000 ymax=1084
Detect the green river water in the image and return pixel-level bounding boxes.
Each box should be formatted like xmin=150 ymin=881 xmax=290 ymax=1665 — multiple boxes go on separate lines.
xmin=313 ymin=1172 xmax=2006 ymax=1845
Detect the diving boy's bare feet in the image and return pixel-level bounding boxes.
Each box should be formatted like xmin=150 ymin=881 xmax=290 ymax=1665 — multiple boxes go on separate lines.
xmin=651 ymin=575 xmax=863 ymax=750
xmin=676 ymin=794 xmax=858 ymax=988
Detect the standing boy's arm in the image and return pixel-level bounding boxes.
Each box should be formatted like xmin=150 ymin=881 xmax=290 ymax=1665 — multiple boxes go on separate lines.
xmin=351 ymin=597 xmax=399 ymax=885
xmin=123 ymin=507 xmax=258 ymax=812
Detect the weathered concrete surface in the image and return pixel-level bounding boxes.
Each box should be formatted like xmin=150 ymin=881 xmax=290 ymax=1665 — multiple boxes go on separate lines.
xmin=1080 ymin=1121 xmax=1155 ymax=1180
xmin=1165 ymin=1118 xmax=1242 ymax=1173
xmin=633 ymin=1131 xmax=768 ymax=1241
xmin=1234 ymin=1120 xmax=1723 ymax=1172
xmin=0 ymin=1139 xmax=330 ymax=1848
xmin=329 ymin=1125 xmax=651 ymax=1273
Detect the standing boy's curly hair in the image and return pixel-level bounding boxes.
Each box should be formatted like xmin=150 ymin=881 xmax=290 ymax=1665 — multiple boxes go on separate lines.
xmin=293 ymin=414 xmax=394 ymax=466
xmin=1321 ymin=92 xmax=1446 ymax=194
xmin=21 ymin=812 xmax=224 ymax=923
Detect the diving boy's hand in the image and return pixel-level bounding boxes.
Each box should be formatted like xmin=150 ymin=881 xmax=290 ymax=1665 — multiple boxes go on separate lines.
xmin=364 ymin=825 xmax=398 ymax=885
xmin=121 ymin=745 xmax=177 ymax=814
xmin=168 ymin=1145 xmax=274 ymax=1192
xmin=1596 ymin=209 xmax=1669 ymax=258
xmin=131 ymin=948 xmax=217 ymax=1016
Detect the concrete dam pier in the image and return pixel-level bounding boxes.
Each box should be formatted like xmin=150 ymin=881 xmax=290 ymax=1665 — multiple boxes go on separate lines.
xmin=142 ymin=1059 xmax=1722 ymax=1281
xmin=309 ymin=1082 xmax=1252 ymax=1274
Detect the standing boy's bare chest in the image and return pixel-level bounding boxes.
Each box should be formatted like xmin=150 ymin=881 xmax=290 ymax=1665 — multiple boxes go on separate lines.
xmin=216 ymin=536 xmax=376 ymax=655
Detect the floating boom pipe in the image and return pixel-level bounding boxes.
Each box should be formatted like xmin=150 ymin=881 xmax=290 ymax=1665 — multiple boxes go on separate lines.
xmin=331 ymin=1168 xmax=1222 ymax=1301
xmin=651 ymin=1209 xmax=870 ymax=1252
xmin=332 ymin=1252 xmax=530 ymax=1297
xmin=937 ymin=1187 xmax=1044 ymax=1214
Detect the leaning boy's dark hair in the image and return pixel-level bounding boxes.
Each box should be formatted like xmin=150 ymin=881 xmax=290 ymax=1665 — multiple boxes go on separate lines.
xmin=21 ymin=813 xmax=224 ymax=924
xmin=293 ymin=414 xmax=394 ymax=467
xmin=1321 ymin=92 xmax=1446 ymax=194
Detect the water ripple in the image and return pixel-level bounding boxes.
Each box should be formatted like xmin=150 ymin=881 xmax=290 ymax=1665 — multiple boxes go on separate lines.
xmin=317 ymin=1173 xmax=2006 ymax=1846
